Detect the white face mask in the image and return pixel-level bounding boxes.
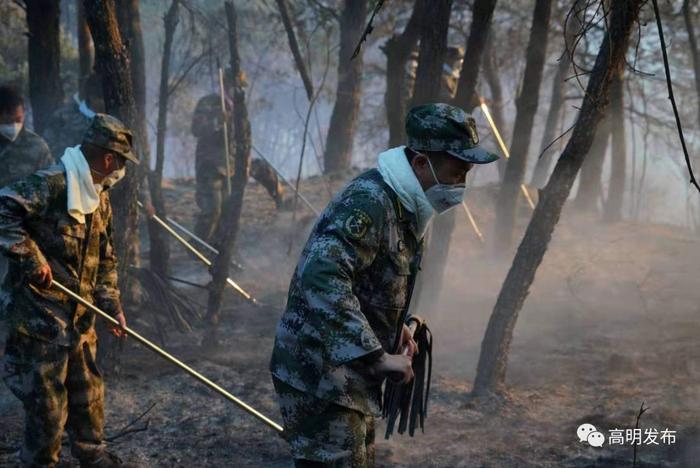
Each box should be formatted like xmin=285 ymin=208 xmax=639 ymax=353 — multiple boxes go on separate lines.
xmin=423 ymin=156 xmax=466 ymax=214
xmin=0 ymin=122 xmax=22 ymax=142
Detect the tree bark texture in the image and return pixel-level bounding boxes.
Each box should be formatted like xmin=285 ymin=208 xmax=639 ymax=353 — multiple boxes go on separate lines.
xmin=472 ymin=0 xmax=644 ymax=397
xmin=410 ymin=0 xmax=453 ymax=107
xmin=493 ymin=0 xmax=553 ymax=250
xmin=383 ymin=0 xmax=426 ymax=147
xmin=115 ymin=0 xmax=153 ymax=275
xmin=205 ymin=1 xmax=252 ymax=338
xmin=574 ymin=116 xmax=610 ymax=212
xmin=148 ymin=0 xmax=179 ymax=277
xmin=78 ymin=0 xmax=95 ymax=98
xmin=83 ymin=0 xmax=141 ymax=286
xmin=603 ymin=72 xmax=626 ymax=223
xmin=452 ymin=0 xmax=498 ymax=113
xmin=25 ymin=0 xmax=63 ymax=134
xmin=275 ymin=0 xmax=313 ymax=101
xmin=683 ymin=0 xmax=700 ymax=126
xmin=116 ymin=0 xmax=147 ymax=117
xmin=323 ymin=0 xmax=368 ymax=174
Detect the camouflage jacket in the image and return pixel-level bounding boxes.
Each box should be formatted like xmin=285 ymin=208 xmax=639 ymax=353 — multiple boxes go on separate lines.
xmin=191 ymin=94 xmax=234 ymax=177
xmin=42 ymin=102 xmax=93 ymax=160
xmin=270 ymin=169 xmax=422 ymax=416
xmin=0 ymin=164 xmax=121 ymax=346
xmin=0 ymin=128 xmax=54 ymax=188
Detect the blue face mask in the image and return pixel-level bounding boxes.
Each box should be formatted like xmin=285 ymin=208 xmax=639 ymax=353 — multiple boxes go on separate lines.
xmin=423 ymin=156 xmax=466 ymax=214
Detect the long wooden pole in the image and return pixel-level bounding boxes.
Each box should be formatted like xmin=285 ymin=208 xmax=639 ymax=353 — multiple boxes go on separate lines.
xmin=52 ymin=280 xmax=282 ymax=432
xmin=137 ymin=202 xmax=258 ymax=305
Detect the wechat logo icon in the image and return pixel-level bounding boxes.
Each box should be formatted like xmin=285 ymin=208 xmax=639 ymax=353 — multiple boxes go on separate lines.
xmin=578 ymin=423 xmax=605 ymax=447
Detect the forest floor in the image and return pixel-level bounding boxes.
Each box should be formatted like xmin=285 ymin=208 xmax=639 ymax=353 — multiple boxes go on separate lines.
xmin=2 ymin=172 xmax=700 ymax=467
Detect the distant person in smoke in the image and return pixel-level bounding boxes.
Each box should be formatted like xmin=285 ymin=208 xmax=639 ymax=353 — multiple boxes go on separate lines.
xmin=43 ymin=73 xmax=106 ymax=160
xmin=191 ymin=71 xmax=284 ymax=244
xmin=0 ymin=85 xmax=54 ymax=283
xmin=270 ymin=103 xmax=499 ymax=467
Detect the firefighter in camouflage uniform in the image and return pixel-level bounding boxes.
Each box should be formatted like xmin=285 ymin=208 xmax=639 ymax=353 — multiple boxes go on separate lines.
xmin=270 ymin=103 xmax=498 ymax=467
xmin=0 ymin=114 xmax=138 ymax=467
xmin=191 ymin=80 xmax=285 ymax=243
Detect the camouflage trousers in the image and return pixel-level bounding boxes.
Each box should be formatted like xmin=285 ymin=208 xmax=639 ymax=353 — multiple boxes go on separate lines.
xmin=195 ymin=160 xmax=284 ymax=242
xmin=273 ymin=377 xmax=376 ymax=468
xmin=2 ymin=330 xmax=106 ymax=467
xmin=194 ymin=171 xmax=229 ymax=243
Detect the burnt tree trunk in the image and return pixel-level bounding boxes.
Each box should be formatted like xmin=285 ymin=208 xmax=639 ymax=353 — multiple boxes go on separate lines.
xmin=683 ymin=0 xmax=700 ymax=126
xmin=25 ymin=0 xmax=63 ymax=134
xmin=472 ymin=0 xmax=644 ymax=399
xmin=77 ymin=1 xmax=94 ymax=97
xmin=574 ymin=116 xmax=610 ymax=212
xmin=205 ymin=1 xmax=252 ymax=341
xmin=116 ymin=0 xmax=147 ymax=118
xmin=383 ymin=0 xmax=426 ymax=147
xmin=148 ymin=0 xmax=179 ymax=277
xmin=603 ymin=72 xmax=626 ymax=223
xmin=493 ymin=0 xmax=553 ymax=251
xmin=452 ymin=0 xmax=498 ymax=113
xmin=116 ymin=0 xmax=155 ymax=274
xmin=83 ymin=0 xmax=141 ymax=288
xmin=323 ymin=0 xmax=368 ymax=174
xmin=275 ymin=0 xmax=313 ymax=101
xmin=410 ymin=0 xmax=453 ymax=107
xmin=483 ymin=39 xmax=508 ymax=180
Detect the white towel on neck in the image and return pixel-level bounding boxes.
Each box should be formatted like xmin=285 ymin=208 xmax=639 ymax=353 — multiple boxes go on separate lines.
xmin=377 ymin=146 xmax=435 ymax=238
xmin=61 ymin=145 xmax=101 ymax=224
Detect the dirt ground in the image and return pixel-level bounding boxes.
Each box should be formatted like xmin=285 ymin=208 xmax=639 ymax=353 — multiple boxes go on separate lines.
xmin=2 ymin=174 xmax=700 ymax=467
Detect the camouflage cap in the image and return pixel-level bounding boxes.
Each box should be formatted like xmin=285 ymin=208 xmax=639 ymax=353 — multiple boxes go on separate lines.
xmin=82 ymin=113 xmax=139 ymax=164
xmin=405 ymin=103 xmax=499 ymax=164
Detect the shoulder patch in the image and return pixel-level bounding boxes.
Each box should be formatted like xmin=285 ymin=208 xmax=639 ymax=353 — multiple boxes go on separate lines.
xmin=344 ymin=208 xmax=373 ymax=240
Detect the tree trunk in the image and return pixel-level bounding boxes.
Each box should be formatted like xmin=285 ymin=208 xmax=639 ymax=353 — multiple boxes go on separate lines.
xmin=493 ymin=0 xmax=553 ymax=251
xmin=83 ymin=0 xmax=141 ymax=288
xmin=77 ymin=1 xmax=94 ymax=98
xmin=323 ymin=0 xmax=368 ymax=174
xmin=25 ymin=0 xmax=63 ymax=134
xmin=452 ymin=0 xmax=498 ymax=113
xmin=275 ymin=0 xmax=313 ymax=101
xmin=603 ymin=72 xmax=626 ymax=223
xmin=148 ymin=0 xmax=179 ymax=277
xmin=116 ymin=0 xmax=147 ymax=117
xmin=115 ymin=0 xmax=154 ymax=275
xmin=529 ymin=60 xmax=569 ymax=190
xmin=530 ymin=1 xmax=583 ymax=190
xmin=472 ymin=0 xmax=644 ymax=398
xmin=408 ymin=0 xmax=454 ymax=316
xmin=410 ymin=0 xmax=453 ymax=108
xmin=574 ymin=116 xmax=610 ymax=212
xmin=205 ymin=1 xmax=252 ymax=341
xmin=383 ymin=0 xmax=426 ymax=147
xmin=683 ymin=0 xmax=700 ymax=126
xmin=482 ymin=39 xmax=507 ymax=180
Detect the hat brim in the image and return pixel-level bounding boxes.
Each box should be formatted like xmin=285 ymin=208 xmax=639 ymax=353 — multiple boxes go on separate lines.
xmin=119 ymin=149 xmax=140 ymax=165
xmin=446 ymin=146 xmax=499 ymax=164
